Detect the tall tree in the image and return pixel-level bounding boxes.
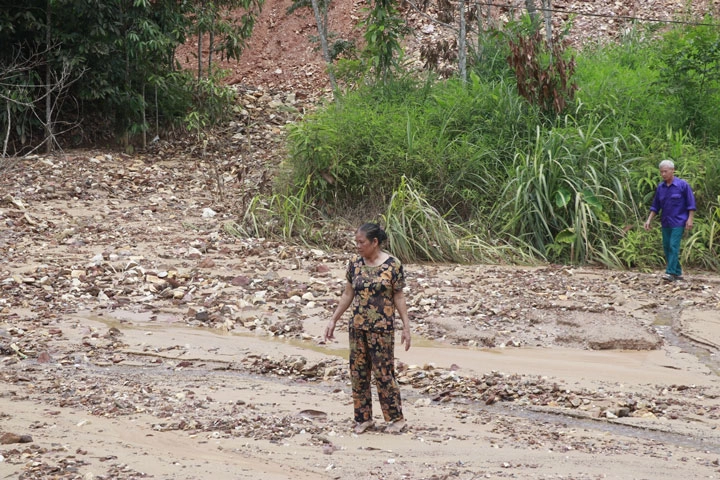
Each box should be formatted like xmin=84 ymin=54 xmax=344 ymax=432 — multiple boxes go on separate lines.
xmin=458 ymin=0 xmax=467 ymax=82
xmin=542 ymin=0 xmax=552 ymax=48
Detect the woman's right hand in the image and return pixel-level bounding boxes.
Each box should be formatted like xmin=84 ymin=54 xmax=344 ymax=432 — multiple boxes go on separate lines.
xmin=324 ymin=282 xmax=353 ymax=344
xmin=323 ymin=320 xmax=336 ymax=343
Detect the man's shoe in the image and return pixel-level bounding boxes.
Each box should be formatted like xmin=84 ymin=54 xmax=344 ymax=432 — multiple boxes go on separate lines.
xmin=662 ymin=273 xmax=675 ymax=282
xmin=673 ymin=274 xmax=684 ymax=281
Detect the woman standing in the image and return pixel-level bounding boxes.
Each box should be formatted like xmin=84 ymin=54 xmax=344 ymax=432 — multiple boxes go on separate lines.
xmin=324 ymin=223 xmax=411 ymax=434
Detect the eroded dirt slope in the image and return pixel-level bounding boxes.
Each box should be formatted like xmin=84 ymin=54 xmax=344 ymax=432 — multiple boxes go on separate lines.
xmin=178 ymin=0 xmax=720 ymax=96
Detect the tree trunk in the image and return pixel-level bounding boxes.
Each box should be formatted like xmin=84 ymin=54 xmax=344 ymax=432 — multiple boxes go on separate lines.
xmin=310 ymin=0 xmax=338 ymax=94
xmin=197 ymin=31 xmax=203 ymax=81
xmin=197 ymin=0 xmax=206 ymax=81
xmin=208 ymin=5 xmax=215 ymax=78
xmin=45 ymin=0 xmax=53 ymax=154
xmin=155 ymin=86 xmax=159 ymax=140
xmin=458 ymin=0 xmax=466 ymax=83
xmin=3 ymin=102 xmax=11 ymax=157
xmin=543 ymin=0 xmax=552 ymax=48
xmin=142 ymin=83 xmax=147 ymax=149
xmin=525 ymin=0 xmax=537 ymax=22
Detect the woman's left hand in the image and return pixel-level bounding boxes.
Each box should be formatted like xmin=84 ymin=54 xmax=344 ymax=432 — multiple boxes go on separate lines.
xmin=393 ymin=290 xmax=411 ymax=351
xmin=401 ymin=327 xmax=411 ymax=351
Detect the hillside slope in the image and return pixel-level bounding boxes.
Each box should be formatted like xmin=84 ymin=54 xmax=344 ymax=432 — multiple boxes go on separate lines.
xmin=178 ymin=0 xmax=719 ymax=96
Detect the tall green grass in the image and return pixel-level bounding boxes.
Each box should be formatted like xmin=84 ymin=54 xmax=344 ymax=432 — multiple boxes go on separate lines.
xmin=495 ymin=124 xmax=640 ymax=264
xmin=384 ymin=176 xmax=542 ymax=264
xmin=228 ymin=177 xmax=324 ymax=245
xmin=250 ymin=19 xmax=720 ymax=271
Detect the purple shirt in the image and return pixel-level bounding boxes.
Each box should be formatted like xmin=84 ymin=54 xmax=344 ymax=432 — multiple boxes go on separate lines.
xmin=650 ymin=177 xmax=696 ymax=228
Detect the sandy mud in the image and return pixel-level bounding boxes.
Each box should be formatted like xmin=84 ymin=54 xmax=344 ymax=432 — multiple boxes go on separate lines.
xmin=2 ymin=153 xmax=720 ymax=479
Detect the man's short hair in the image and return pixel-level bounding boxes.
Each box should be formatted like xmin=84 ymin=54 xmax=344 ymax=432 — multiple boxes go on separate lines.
xmin=659 ymin=159 xmax=675 ymax=170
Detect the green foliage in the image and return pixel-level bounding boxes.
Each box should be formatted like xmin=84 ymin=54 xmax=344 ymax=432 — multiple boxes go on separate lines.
xmin=383 ymin=176 xmax=540 ymax=264
xmin=0 ymin=0 xmax=262 ymax=154
xmin=654 ymin=16 xmax=720 ymax=145
xmin=682 ymin=198 xmax=720 ymax=270
xmin=497 ymin=125 xmax=639 ymax=264
xmin=468 ymin=30 xmax=514 ymax=81
xmin=0 ymin=66 xmax=43 ymax=150
xmin=611 ymin=227 xmax=665 ymax=271
xmin=185 ymin=70 xmax=238 ymax=134
xmin=280 ymin=20 xmax=720 ymax=270
xmin=189 ymin=0 xmax=264 ymax=79
xmin=572 ymin=32 xmax=664 ymax=141
xmin=328 ymin=39 xmax=357 ymax=62
xmin=361 ymin=0 xmax=407 ymax=82
xmin=691 ymin=150 xmax=720 ymax=216
xmin=285 ymin=75 xmax=525 ymax=218
xmin=233 ymin=177 xmax=325 ymax=244
xmin=383 ymin=176 xmax=466 ymax=263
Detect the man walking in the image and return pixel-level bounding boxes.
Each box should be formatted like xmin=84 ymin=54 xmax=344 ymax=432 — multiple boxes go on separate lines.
xmin=644 ymin=159 xmax=696 ymax=282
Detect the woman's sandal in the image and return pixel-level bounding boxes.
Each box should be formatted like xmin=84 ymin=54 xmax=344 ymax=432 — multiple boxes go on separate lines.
xmin=353 ymin=420 xmax=375 ymax=434
xmin=384 ymin=419 xmax=407 ymax=434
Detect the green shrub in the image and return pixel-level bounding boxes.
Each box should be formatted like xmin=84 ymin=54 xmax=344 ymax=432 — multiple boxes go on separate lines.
xmin=277 ymin=21 xmax=720 ymax=271
xmin=612 ymin=227 xmax=665 ymax=271
xmin=655 ymin=16 xmax=720 ymax=146
xmin=495 ymin=124 xmax=638 ymax=264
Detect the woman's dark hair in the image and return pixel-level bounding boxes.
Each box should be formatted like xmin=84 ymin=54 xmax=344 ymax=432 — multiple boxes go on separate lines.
xmin=357 ymin=222 xmax=387 ymax=245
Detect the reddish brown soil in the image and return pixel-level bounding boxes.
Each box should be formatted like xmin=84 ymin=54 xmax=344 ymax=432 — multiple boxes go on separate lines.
xmin=176 ymin=0 xmax=719 ymax=97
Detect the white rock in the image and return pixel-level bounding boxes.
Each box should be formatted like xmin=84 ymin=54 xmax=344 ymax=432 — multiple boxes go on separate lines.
xmin=202 ymin=208 xmax=216 ymax=218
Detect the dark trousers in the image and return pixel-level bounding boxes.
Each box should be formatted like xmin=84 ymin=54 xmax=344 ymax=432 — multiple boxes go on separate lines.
xmin=662 ymin=226 xmax=684 ymax=276
xmin=348 ymin=328 xmax=404 ymax=424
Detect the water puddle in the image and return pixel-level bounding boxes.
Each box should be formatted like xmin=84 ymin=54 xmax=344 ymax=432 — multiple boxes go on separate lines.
xmin=654 ymin=309 xmax=720 ymax=376
xmin=501 ymin=403 xmax=720 ymax=453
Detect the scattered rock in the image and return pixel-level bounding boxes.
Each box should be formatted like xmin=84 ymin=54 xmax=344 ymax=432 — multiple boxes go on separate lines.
xmin=0 ymin=432 xmax=33 ymax=444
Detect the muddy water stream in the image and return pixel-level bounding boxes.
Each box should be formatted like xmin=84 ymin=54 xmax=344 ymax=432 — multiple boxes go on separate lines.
xmin=654 ymin=308 xmax=720 ymax=375
xmin=72 ymin=308 xmax=720 ymax=455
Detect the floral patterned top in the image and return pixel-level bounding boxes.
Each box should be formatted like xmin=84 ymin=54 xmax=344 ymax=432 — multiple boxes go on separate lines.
xmin=346 ymin=255 xmax=406 ymax=332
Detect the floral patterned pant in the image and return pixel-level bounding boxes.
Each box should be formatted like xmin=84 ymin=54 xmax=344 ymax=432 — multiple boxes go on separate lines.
xmin=348 ymin=328 xmax=404 ymax=424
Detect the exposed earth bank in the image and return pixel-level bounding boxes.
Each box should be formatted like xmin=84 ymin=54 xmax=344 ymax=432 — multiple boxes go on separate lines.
xmin=203 ymin=0 xmax=720 ymax=96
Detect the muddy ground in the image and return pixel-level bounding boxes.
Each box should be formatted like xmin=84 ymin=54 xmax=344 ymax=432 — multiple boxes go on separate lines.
xmin=4 ymin=1 xmax=720 ymax=477
xmin=2 ymin=139 xmax=720 ymax=480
